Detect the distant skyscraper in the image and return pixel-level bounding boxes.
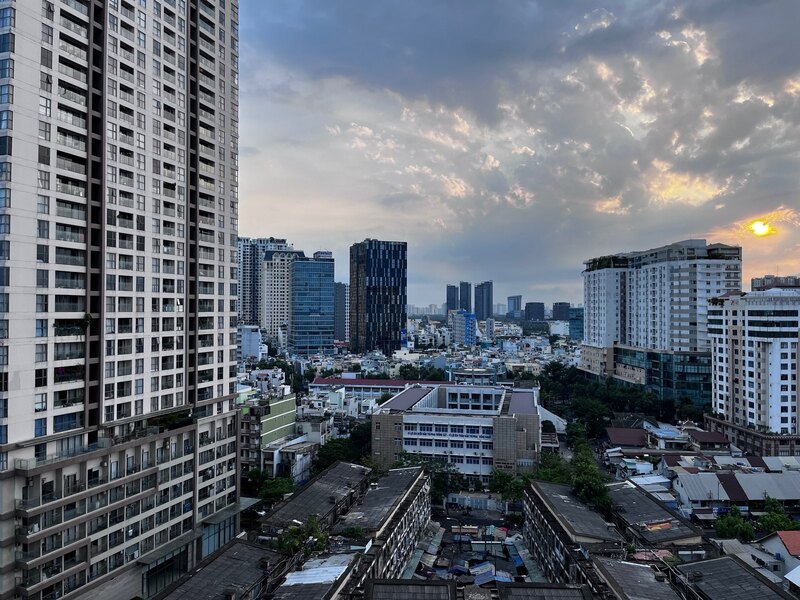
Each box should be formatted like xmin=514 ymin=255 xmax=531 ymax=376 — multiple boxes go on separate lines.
xmin=507 ymin=295 xmax=522 ymax=318
xmin=238 ymin=237 xmax=291 ymax=326
xmin=350 ymin=239 xmax=408 ymax=354
xmin=474 ymin=281 xmax=493 ymax=320
xmin=552 ymin=302 xmax=571 ymax=321
xmin=525 ymin=302 xmax=545 ymax=321
xmin=459 ymin=281 xmax=472 ymax=312
xmin=334 ymin=282 xmax=350 ymax=342
xmin=261 ymin=244 xmax=305 ymax=342
xmin=494 ymin=303 xmax=506 ymax=316
xmin=290 ymin=252 xmax=335 ymax=355
xmin=568 ymin=307 xmax=584 ymax=341
xmin=446 ymin=284 xmax=459 ymax=313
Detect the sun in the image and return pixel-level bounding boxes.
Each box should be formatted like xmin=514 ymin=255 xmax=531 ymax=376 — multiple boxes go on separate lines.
xmin=749 ymin=220 xmax=773 ymax=236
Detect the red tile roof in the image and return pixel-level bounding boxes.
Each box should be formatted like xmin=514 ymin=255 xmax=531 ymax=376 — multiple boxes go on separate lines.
xmin=606 ymin=427 xmax=647 ymax=447
xmin=777 ymin=531 xmax=800 ymax=557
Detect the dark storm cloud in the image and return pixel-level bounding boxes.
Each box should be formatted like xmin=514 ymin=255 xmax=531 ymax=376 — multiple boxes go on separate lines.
xmin=238 ymin=0 xmax=800 ymax=304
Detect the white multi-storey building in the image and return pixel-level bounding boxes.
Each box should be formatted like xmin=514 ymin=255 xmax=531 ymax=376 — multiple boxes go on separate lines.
xmin=371 ymin=384 xmax=541 ymax=484
xmin=580 ymin=240 xmax=741 ymax=404
xmin=709 ymin=289 xmax=800 ymax=435
xmin=0 ymin=1 xmax=241 ymax=598
xmin=260 ymin=243 xmax=302 ymax=344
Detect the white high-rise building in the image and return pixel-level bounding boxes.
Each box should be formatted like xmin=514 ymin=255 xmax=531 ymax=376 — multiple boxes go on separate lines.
xmin=260 ymin=243 xmax=303 ymax=344
xmin=709 ymin=289 xmax=800 ymax=435
xmin=580 ymin=240 xmax=741 ymax=403
xmin=0 ymin=1 xmax=241 ymax=598
xmin=237 ymin=237 xmax=290 ymax=326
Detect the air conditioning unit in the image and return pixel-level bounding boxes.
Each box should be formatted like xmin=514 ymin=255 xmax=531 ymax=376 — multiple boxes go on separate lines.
xmin=101 ymin=461 xmax=108 ymax=467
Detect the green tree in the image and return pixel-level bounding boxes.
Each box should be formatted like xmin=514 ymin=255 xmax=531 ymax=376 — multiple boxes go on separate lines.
xmin=394 ymin=452 xmax=467 ymax=503
xmin=758 ymin=497 xmax=799 ymax=535
xmin=259 ymin=477 xmax=294 ymax=504
xmin=277 ymin=514 xmax=328 ymax=556
xmin=541 ymin=420 xmax=557 ymax=434
xmin=488 ymin=469 xmax=527 ymax=501
xmin=714 ymin=506 xmax=755 ymax=541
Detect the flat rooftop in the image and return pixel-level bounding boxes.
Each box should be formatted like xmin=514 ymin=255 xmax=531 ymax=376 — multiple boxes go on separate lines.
xmin=531 ymin=481 xmax=621 ymax=543
xmin=380 ymin=386 xmax=433 ymax=411
xmin=364 ymin=579 xmax=457 ymax=600
xmin=496 ymin=582 xmax=593 ymax=599
xmin=677 ymin=556 xmax=793 ymax=600
xmin=333 ymin=467 xmax=422 ymax=535
xmin=161 ymin=540 xmax=281 ymax=600
xmin=264 ymin=462 xmax=370 ymax=529
xmin=608 ymin=482 xmax=700 ymax=544
xmin=502 ymin=390 xmax=539 ymax=415
xmin=593 ymin=557 xmax=681 ymax=600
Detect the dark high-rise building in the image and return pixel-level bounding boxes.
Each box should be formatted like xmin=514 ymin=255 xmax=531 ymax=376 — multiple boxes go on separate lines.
xmin=553 ymin=302 xmax=571 ymax=321
xmin=525 ymin=302 xmax=545 ymax=321
xmin=459 ymin=281 xmax=472 ymax=312
xmin=507 ymin=295 xmax=523 ymax=317
xmin=446 ymin=284 xmax=459 ymax=313
xmin=334 ymin=282 xmax=350 ymax=342
xmin=474 ymin=281 xmax=493 ymax=320
xmin=350 ymin=240 xmax=408 ymax=355
xmin=290 ymin=252 xmax=335 ymax=355
xmin=568 ymin=307 xmax=585 ymax=341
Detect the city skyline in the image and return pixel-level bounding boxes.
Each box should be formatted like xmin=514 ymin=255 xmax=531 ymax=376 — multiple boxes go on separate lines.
xmin=238 ymin=1 xmax=800 ymax=306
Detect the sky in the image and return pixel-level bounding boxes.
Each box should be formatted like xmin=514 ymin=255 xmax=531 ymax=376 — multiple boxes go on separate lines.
xmin=237 ymin=0 xmax=800 ymax=307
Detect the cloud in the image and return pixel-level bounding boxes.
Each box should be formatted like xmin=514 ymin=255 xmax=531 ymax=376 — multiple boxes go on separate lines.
xmin=239 ymin=0 xmax=800 ymax=304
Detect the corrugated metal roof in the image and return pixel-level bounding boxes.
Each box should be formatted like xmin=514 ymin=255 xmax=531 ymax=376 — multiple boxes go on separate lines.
xmin=676 ymin=473 xmax=729 ymax=502
xmin=735 ymin=472 xmax=800 ymax=500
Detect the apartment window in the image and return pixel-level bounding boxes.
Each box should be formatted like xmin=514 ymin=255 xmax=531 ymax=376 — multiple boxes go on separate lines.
xmin=36 ymin=269 xmax=48 ymax=288
xmin=0 ymin=58 xmax=12 ymax=78
xmin=38 ymin=121 xmax=50 ymax=141
xmin=37 ymin=194 xmax=50 ymax=213
xmin=0 ymin=135 xmax=10 ymax=156
xmin=38 ymin=170 xmax=50 ymax=190
xmin=0 ymin=214 xmax=8 ymax=233
xmin=41 ymin=24 xmax=53 ymax=45
xmin=35 ymin=393 xmax=46 ymax=412
xmin=0 ymin=293 xmax=7 ymax=312
xmin=0 ymin=319 xmax=6 ymax=340
xmin=0 ymin=266 xmax=7 ymax=286
xmin=40 ymin=72 xmax=52 ymax=93
xmin=0 ymin=162 xmax=9 ymax=182
xmin=39 ymin=97 xmax=51 ymax=116
xmin=37 ymin=220 xmax=49 ymax=239
xmin=0 ymin=240 xmax=6 ymax=260
xmin=0 ymin=110 xmax=11 ymax=130
xmin=35 ymin=343 xmax=47 ymax=362
xmin=41 ymin=47 xmax=52 ymax=68
xmin=34 ymin=418 xmax=47 ymax=437
xmin=0 ymin=189 xmax=8 ymax=208
xmin=0 ymin=33 xmax=12 ymax=54
xmin=36 ymin=245 xmax=49 ymax=263
xmin=36 ymin=318 xmax=48 ymax=337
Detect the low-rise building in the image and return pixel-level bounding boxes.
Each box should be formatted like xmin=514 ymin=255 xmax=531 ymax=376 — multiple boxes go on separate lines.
xmin=523 ymin=481 xmax=622 ymax=590
xmin=372 ymin=384 xmax=541 ymax=482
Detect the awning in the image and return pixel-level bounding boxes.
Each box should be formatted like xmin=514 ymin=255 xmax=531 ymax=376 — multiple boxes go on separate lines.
xmin=694 ymin=513 xmax=717 ymax=521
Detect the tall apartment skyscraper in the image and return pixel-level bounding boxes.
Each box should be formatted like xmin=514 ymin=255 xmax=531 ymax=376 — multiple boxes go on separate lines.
xmin=474 ymin=281 xmax=493 ymax=320
xmin=260 ymin=242 xmax=304 ymax=343
xmin=524 ymin=302 xmax=545 ymax=321
xmin=350 ymin=239 xmax=407 ymax=355
xmin=580 ymin=239 xmax=741 ymax=405
xmin=0 ymin=2 xmax=241 ymax=598
xmin=237 ymin=237 xmax=291 ymax=326
xmin=552 ymin=302 xmax=571 ymax=321
xmin=446 ymin=284 xmax=459 ymax=313
xmin=334 ymin=282 xmax=349 ymax=343
xmin=705 ymin=289 xmax=800 ymax=454
xmin=459 ymin=281 xmax=472 ymax=312
xmin=507 ymin=295 xmax=522 ymax=317
xmin=289 ymin=251 xmax=334 ymax=356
